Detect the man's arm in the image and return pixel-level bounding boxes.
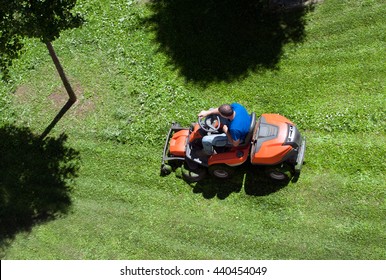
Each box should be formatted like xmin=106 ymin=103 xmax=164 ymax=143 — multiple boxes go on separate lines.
xmin=222 ymin=125 xmax=240 ymax=147
xmin=198 ymin=107 xmax=219 ymax=118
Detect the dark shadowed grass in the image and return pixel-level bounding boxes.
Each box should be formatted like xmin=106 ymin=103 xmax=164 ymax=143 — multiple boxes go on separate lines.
xmin=147 ymin=0 xmax=311 ymax=84
xmin=0 ymin=125 xmax=79 ymax=256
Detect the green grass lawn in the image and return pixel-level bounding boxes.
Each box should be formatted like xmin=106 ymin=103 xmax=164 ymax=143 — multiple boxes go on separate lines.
xmin=0 ymin=0 xmax=385 ymax=259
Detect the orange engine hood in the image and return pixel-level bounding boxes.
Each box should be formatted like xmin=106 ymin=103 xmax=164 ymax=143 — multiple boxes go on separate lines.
xmin=250 ymin=114 xmax=293 ymax=165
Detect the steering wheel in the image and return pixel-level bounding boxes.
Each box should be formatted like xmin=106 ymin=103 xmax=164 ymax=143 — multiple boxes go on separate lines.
xmin=198 ymin=114 xmax=221 ymax=133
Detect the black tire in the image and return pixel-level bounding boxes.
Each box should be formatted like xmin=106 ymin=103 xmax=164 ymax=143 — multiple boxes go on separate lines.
xmin=265 ymin=164 xmax=292 ymax=181
xmin=181 ymin=164 xmax=207 ymax=182
xmin=160 ymin=164 xmax=172 ymax=176
xmin=208 ymin=164 xmax=234 ymax=179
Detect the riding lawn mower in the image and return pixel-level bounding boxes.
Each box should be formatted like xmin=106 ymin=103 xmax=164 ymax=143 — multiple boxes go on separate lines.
xmin=161 ymin=112 xmax=306 ymax=182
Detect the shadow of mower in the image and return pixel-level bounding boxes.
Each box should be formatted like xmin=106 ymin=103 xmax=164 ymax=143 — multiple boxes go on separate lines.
xmin=183 ymin=163 xmax=291 ymax=199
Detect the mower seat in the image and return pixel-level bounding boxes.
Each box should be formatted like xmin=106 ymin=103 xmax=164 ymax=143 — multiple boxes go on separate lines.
xmin=239 ymin=112 xmax=256 ymax=147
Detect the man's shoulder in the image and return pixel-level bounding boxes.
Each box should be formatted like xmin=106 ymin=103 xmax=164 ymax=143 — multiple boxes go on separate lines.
xmin=231 ymin=103 xmax=246 ymax=111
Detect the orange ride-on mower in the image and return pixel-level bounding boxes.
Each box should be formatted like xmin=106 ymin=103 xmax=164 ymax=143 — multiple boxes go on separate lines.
xmin=161 ymin=113 xmax=306 ymax=182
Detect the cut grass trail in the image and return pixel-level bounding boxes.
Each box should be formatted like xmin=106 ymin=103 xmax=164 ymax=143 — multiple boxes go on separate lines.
xmin=0 ymin=0 xmax=385 ymax=259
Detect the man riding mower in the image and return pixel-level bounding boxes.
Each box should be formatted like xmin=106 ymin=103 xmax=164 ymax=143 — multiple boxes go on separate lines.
xmin=161 ymin=103 xmax=306 ymax=182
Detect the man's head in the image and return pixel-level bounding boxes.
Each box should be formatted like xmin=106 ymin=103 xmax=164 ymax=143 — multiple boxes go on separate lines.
xmin=219 ymin=104 xmax=233 ymax=118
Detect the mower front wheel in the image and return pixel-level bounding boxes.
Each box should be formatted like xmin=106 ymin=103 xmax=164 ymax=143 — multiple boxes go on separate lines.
xmin=181 ymin=163 xmax=207 ymax=182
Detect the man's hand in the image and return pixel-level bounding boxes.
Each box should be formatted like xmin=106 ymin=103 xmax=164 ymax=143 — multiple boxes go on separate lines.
xmin=198 ymin=108 xmax=219 ymax=118
xmin=198 ymin=110 xmax=210 ymax=118
xmin=222 ymin=124 xmax=228 ymax=134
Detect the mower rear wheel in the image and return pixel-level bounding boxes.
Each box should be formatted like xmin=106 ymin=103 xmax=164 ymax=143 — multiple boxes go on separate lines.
xmin=208 ymin=164 xmax=234 ymax=179
xmin=265 ymin=164 xmax=293 ymax=181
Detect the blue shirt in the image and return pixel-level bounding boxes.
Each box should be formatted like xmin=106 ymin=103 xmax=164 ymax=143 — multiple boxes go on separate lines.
xmin=229 ymin=103 xmax=251 ymax=142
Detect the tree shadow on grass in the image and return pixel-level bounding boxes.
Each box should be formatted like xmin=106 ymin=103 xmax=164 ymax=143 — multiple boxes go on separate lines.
xmin=0 ymin=125 xmax=79 ymax=256
xmin=188 ymin=164 xmax=290 ymax=199
xmin=146 ymin=0 xmax=312 ymax=84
